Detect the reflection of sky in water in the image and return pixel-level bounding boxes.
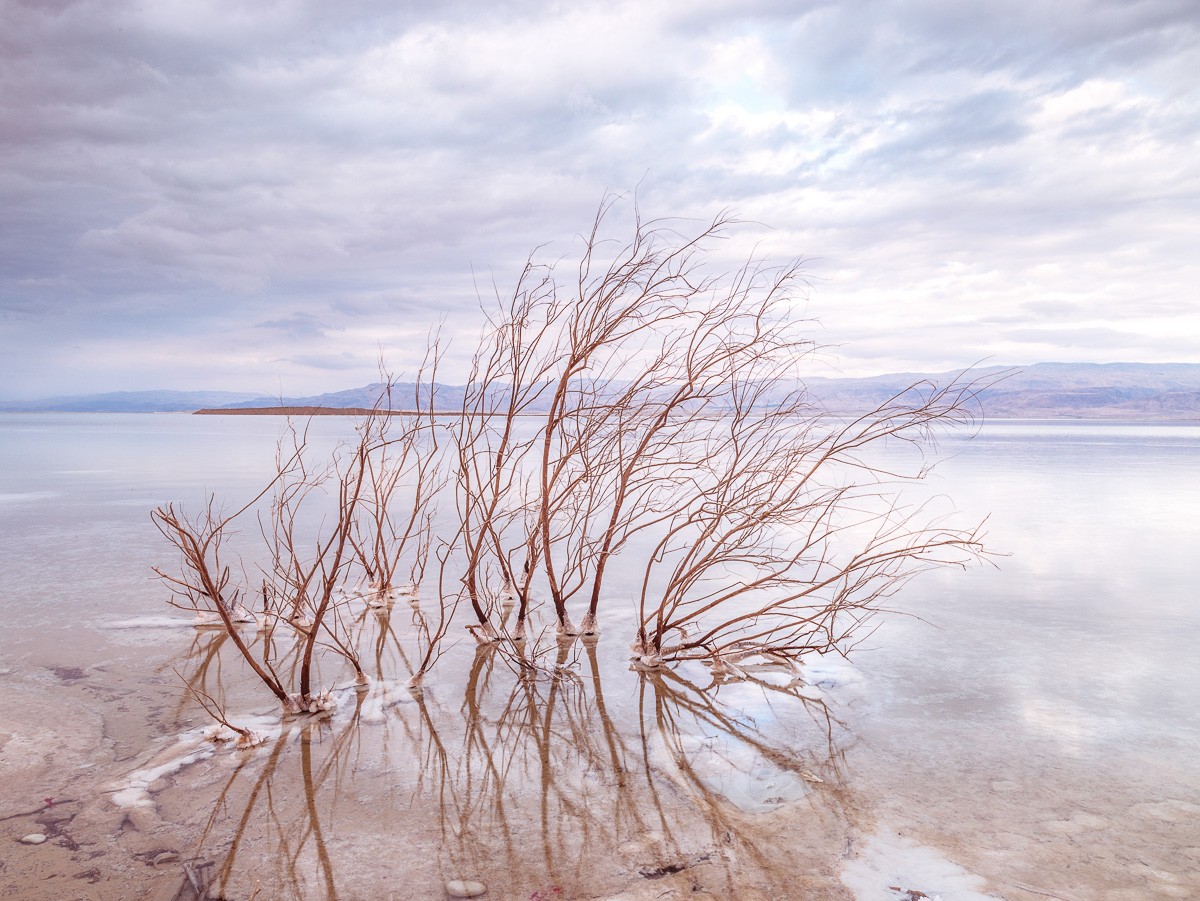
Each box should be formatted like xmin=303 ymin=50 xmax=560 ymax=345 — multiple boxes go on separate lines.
xmin=4 ymin=414 xmax=1196 ymax=738
xmin=0 ymin=491 xmax=60 ymax=503
xmin=1 ymin=414 xmax=1198 ymax=897
xmin=851 ymin=421 xmax=1200 ymax=768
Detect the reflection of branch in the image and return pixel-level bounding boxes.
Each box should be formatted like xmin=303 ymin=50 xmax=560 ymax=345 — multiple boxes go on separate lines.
xmin=649 ymin=663 xmax=850 ymax=788
xmin=202 ymin=726 xmax=291 ymax=899
xmin=164 ymin=630 xmax=228 ymax=723
xmin=175 ymin=601 xmax=860 ymax=899
xmin=300 ymin=725 xmax=337 ymax=900
xmin=583 ymin=639 xmax=665 ymax=846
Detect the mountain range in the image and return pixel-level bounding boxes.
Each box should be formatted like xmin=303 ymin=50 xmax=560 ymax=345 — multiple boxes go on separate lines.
xmin=3 ymin=363 xmax=1199 ymax=420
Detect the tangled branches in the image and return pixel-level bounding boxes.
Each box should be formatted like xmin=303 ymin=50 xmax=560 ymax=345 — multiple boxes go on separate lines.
xmin=154 ymin=198 xmax=998 ymax=713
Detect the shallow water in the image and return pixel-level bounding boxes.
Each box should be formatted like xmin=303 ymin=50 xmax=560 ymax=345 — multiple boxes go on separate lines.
xmin=0 ymin=414 xmax=1197 ymax=900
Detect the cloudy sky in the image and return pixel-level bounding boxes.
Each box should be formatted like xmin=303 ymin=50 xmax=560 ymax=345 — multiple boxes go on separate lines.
xmin=2 ymin=0 xmax=1197 ymax=399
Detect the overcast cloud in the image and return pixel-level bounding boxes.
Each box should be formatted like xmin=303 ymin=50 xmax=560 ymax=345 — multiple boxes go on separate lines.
xmin=2 ymin=0 xmax=1197 ymax=398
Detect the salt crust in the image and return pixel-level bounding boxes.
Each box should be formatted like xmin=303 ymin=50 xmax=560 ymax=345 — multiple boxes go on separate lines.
xmin=110 ymin=714 xmax=280 ymax=809
xmin=840 ymin=823 xmax=1003 ymax=901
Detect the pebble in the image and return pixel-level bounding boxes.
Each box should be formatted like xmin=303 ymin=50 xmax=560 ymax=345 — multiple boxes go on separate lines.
xmin=20 ymin=833 xmax=47 ymax=845
xmin=445 ymin=879 xmax=487 ymax=897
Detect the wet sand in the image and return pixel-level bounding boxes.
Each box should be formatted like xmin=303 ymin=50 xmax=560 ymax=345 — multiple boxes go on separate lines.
xmin=4 ymin=609 xmax=1197 ymax=901
xmin=2 ymin=629 xmax=864 ymax=900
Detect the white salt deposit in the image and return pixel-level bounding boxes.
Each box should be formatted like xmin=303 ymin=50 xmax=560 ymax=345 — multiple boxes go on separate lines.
xmin=111 ymin=743 xmax=215 ymax=809
xmin=111 ymin=715 xmax=280 ymax=809
xmin=283 ymin=688 xmax=341 ymax=716
xmin=791 ymin=654 xmax=868 ymax=705
xmin=202 ymin=717 xmax=275 ymax=750
xmin=357 ymin=679 xmax=414 ymax=724
xmin=840 ymin=824 xmax=1003 ymax=901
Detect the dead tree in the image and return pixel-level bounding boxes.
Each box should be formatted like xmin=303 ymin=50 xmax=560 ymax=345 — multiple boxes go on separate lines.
xmin=153 ymin=371 xmax=445 ymax=714
xmin=631 ymin=371 xmax=995 ymax=667
xmin=446 ymin=260 xmax=566 ymax=641
xmin=156 ymin=197 xmax=998 ymax=701
xmin=347 ymin=364 xmax=444 ymax=606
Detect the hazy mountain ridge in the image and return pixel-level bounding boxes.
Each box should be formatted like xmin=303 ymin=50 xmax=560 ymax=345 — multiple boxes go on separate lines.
xmin=4 ymin=363 xmax=1200 ymax=419
xmin=0 ymin=389 xmax=265 ymax=413
xmin=217 ymin=383 xmax=471 ymax=411
xmin=804 ymin=363 xmax=1200 ymax=419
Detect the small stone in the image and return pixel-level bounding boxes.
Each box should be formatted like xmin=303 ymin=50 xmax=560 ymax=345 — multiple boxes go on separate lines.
xmin=20 ymin=833 xmax=47 ymax=845
xmin=445 ymin=879 xmax=487 ymax=897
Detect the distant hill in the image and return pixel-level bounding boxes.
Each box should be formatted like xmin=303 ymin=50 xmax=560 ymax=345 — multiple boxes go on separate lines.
xmin=215 ymin=383 xmax=470 ymax=412
xmin=4 ymin=363 xmax=1200 ymax=420
xmin=806 ymin=363 xmax=1200 ymax=420
xmin=0 ymin=389 xmax=265 ymax=413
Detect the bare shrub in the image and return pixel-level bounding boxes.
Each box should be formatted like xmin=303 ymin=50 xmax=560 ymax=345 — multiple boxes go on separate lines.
xmin=155 ymin=197 xmax=997 ymax=711
xmin=153 ymin=372 xmax=444 ymax=715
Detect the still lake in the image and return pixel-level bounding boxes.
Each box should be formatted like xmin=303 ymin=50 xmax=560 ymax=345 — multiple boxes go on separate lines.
xmin=0 ymin=414 xmax=1197 ymax=900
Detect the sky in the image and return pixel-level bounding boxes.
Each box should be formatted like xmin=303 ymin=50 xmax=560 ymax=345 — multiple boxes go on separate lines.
xmin=2 ymin=0 xmax=1198 ymax=399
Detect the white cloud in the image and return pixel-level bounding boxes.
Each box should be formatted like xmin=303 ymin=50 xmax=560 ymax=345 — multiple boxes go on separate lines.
xmin=1 ymin=0 xmax=1198 ymax=396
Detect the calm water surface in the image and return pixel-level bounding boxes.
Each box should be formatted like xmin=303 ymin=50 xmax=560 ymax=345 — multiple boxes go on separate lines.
xmin=0 ymin=414 xmax=1196 ymax=900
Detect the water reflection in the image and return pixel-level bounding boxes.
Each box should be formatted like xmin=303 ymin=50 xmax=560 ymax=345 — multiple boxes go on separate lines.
xmin=4 ymin=417 xmax=1197 ymax=899
xmin=164 ymin=619 xmax=858 ymax=900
